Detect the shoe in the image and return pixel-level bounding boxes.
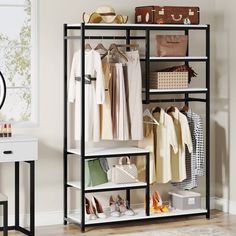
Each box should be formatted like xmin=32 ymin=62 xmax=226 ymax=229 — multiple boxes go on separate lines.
xmin=109 ymin=196 xmax=120 ymax=217
xmin=151 ymin=191 xmax=163 ymax=214
xmin=92 ymin=196 xmax=106 ymax=219
xmin=153 ymin=191 xmax=163 ymax=208
xmin=160 ymin=205 xmax=169 ymax=212
xmin=85 ymin=197 xmax=97 ymax=220
xmin=117 ymin=195 xmax=135 ymax=216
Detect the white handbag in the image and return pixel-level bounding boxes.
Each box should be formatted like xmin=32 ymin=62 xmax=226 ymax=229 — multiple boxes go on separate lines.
xmin=110 ymin=156 xmax=138 ymax=184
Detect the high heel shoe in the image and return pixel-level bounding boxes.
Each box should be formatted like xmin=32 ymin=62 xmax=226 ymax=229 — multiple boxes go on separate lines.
xmin=153 ymin=191 xmax=163 ymax=208
xmin=117 ymin=195 xmax=135 ymax=216
xmin=109 ymin=196 xmax=120 ymax=217
xmin=85 ymin=197 xmax=97 ymax=220
xmin=92 ymin=196 xmax=106 ymax=219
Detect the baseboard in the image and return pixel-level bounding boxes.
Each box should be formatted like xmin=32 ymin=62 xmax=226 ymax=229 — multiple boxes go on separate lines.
xmin=1 ymin=197 xmax=236 ymax=227
xmin=214 ymin=197 xmax=236 ymax=215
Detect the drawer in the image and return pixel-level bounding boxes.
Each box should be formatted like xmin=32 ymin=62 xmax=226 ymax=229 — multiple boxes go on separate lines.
xmin=0 ymin=141 xmax=38 ymax=163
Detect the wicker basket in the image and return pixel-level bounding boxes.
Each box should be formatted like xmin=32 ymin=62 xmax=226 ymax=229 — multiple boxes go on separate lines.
xmin=150 ymin=72 xmax=189 ymax=89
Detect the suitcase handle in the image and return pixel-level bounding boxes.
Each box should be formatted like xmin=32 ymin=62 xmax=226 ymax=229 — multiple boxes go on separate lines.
xmin=171 ymin=14 xmax=183 ymax=22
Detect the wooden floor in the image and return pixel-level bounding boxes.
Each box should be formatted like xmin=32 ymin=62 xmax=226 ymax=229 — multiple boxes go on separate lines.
xmin=8 ymin=211 xmax=236 ymax=236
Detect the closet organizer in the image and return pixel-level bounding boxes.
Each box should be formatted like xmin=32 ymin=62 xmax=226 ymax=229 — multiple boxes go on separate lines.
xmin=63 ymin=23 xmax=210 ymax=232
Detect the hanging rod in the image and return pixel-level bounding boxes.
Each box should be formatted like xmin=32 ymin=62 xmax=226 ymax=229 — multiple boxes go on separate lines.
xmin=143 ymin=98 xmax=206 ymax=104
xmin=64 ymin=36 xmax=146 ymax=40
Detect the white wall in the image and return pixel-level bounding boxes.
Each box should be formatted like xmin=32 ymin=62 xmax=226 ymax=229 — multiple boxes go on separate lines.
xmin=214 ymin=0 xmax=236 ymax=214
xmin=0 ymin=0 xmax=217 ymax=226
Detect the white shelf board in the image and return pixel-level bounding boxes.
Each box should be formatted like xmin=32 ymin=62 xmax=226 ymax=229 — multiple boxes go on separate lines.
xmin=140 ymin=56 xmax=207 ymax=60
xmin=67 ymin=181 xmax=147 ymax=191
xmin=142 ymin=88 xmax=208 ymax=93
xmin=67 ymin=23 xmax=208 ymax=28
xmin=68 ymin=207 xmax=207 ymax=225
xmin=67 ymin=146 xmax=149 ymax=157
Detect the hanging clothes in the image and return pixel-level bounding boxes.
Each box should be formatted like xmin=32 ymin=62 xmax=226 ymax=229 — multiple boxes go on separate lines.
xmin=173 ymin=109 xmax=205 ymax=190
xmin=100 ymin=57 xmax=113 ymax=140
xmin=153 ymin=108 xmax=178 ymax=183
xmin=137 ymin=115 xmax=156 ymax=184
xmin=126 ymin=51 xmax=143 ymax=140
xmin=166 ymin=107 xmax=193 ymax=183
xmin=109 ymin=63 xmax=129 ymax=140
xmin=68 ymin=49 xmax=105 ymax=142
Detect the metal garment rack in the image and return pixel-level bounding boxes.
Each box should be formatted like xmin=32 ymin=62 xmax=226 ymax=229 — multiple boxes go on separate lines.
xmin=63 ymin=23 xmax=210 ymax=232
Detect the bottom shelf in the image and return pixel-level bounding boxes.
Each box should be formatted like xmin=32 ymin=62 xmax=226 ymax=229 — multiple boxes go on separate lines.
xmin=67 ymin=207 xmax=207 ymax=226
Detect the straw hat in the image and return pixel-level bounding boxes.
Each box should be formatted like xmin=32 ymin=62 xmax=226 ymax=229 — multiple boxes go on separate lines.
xmin=83 ymin=6 xmax=128 ymax=24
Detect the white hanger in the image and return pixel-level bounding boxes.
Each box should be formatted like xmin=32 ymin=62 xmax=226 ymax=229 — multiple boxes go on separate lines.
xmin=143 ymin=109 xmax=159 ymax=125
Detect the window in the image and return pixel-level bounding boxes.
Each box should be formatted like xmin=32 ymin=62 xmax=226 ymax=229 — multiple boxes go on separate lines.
xmin=0 ymin=0 xmax=38 ymax=125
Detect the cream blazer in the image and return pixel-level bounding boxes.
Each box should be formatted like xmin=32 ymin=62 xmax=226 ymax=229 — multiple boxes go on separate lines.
xmin=167 ymin=107 xmax=193 ymax=182
xmin=153 ymin=108 xmax=178 ymax=183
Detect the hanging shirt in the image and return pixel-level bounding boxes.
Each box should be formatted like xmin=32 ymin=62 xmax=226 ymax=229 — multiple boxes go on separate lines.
xmin=100 ymin=57 xmax=113 ymax=140
xmin=173 ymin=109 xmax=205 ymax=190
xmin=126 ymin=51 xmax=143 ymax=140
xmin=137 ymin=115 xmax=156 ymax=184
xmin=109 ymin=63 xmax=129 ymax=140
xmin=68 ymin=49 xmax=105 ymax=142
xmin=153 ymin=108 xmax=178 ymax=183
xmin=167 ymin=107 xmax=193 ymax=183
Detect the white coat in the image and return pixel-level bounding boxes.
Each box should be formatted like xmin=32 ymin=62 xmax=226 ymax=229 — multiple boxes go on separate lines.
xmin=68 ymin=50 xmax=105 ymax=142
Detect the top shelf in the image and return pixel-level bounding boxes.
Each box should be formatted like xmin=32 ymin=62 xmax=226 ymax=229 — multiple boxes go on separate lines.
xmin=66 ymin=23 xmax=209 ymax=30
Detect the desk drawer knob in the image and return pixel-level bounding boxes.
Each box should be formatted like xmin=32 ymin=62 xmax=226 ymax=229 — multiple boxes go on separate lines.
xmin=3 ymin=150 xmax=13 ymax=155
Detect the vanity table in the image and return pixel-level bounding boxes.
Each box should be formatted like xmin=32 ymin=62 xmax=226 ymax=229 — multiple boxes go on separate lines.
xmin=0 ymin=135 xmax=38 ymax=236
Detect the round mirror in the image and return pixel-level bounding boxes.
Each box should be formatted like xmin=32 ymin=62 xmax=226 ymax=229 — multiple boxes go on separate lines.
xmin=0 ymin=71 xmax=6 ymax=110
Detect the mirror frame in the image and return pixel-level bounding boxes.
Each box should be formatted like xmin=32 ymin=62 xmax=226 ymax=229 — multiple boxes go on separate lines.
xmin=0 ymin=71 xmax=6 ymax=110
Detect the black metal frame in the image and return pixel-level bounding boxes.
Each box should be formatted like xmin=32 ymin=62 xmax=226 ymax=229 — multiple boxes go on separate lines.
xmin=0 ymin=161 xmax=35 ymax=236
xmin=63 ymin=23 xmax=210 ymax=232
xmin=0 ymin=199 xmax=8 ymax=236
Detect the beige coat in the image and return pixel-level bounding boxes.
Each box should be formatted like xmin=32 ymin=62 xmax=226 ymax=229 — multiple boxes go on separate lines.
xmin=167 ymin=107 xmax=193 ymax=182
xmin=153 ymin=108 xmax=178 ymax=183
xmin=137 ymin=116 xmax=156 ymax=184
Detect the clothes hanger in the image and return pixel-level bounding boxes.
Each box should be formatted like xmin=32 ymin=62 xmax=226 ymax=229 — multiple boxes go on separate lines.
xmin=109 ymin=43 xmax=128 ymax=62
xmin=102 ymin=43 xmax=128 ymax=61
xmin=94 ymin=37 xmax=108 ymax=54
xmin=85 ymin=37 xmax=92 ymax=51
xmin=94 ymin=43 xmax=108 ymax=53
xmin=143 ymin=109 xmax=159 ymax=125
xmin=180 ymin=103 xmax=189 ymax=112
xmin=85 ymin=43 xmax=92 ymax=51
xmin=166 ymin=105 xmax=176 ymax=113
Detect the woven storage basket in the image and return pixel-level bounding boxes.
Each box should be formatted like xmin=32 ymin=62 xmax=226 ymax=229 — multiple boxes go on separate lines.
xmin=150 ymin=72 xmax=189 ymax=89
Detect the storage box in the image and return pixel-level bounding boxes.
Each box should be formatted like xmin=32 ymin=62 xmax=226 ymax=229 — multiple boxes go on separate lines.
xmin=169 ymin=191 xmax=201 ymax=210
xmin=150 ymin=72 xmax=189 ymax=89
xmin=135 ymin=6 xmax=200 ymax=25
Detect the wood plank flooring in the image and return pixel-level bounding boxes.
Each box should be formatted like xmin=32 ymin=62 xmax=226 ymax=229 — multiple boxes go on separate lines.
xmin=8 ymin=211 xmax=236 ymax=236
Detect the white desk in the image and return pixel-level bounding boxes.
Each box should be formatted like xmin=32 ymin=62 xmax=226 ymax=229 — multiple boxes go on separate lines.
xmin=0 ymin=135 xmax=38 ymax=236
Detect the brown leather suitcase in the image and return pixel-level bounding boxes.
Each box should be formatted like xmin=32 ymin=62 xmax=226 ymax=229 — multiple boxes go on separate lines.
xmin=135 ymin=6 xmax=200 ymax=25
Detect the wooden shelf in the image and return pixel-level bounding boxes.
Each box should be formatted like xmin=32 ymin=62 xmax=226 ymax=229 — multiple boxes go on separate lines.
xmin=142 ymin=88 xmax=208 ymax=94
xmin=67 ymin=207 xmax=207 ymax=225
xmin=140 ymin=56 xmax=208 ymax=62
xmin=67 ymin=181 xmax=147 ymax=192
xmin=67 ymin=146 xmax=149 ymax=158
xmin=67 ymin=23 xmax=208 ymax=29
